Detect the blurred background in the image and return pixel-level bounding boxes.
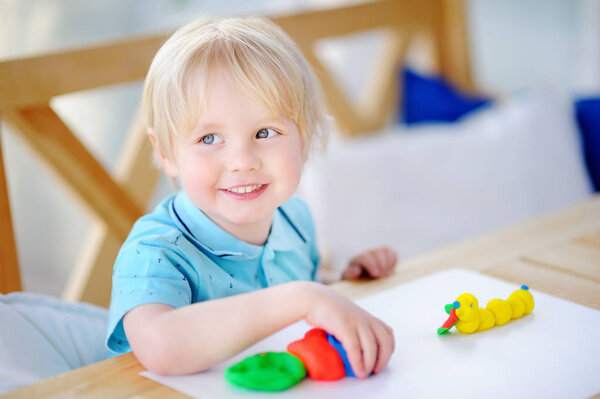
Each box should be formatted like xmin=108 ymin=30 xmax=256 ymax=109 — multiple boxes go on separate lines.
xmin=1 ymin=0 xmax=599 ymax=297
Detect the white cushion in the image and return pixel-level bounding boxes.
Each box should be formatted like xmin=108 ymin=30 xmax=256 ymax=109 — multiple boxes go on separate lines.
xmin=0 ymin=292 xmax=108 ymax=394
xmin=300 ymin=91 xmax=592 ymax=275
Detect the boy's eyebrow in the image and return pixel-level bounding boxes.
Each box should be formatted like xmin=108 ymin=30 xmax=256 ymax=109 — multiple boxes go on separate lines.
xmin=191 ymin=121 xmax=223 ymax=133
xmin=193 ymin=115 xmax=286 ymax=132
xmin=253 ymin=115 xmax=285 ymax=126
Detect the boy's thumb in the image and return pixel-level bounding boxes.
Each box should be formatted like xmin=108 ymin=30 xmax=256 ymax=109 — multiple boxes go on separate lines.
xmin=343 ymin=264 xmax=361 ymax=279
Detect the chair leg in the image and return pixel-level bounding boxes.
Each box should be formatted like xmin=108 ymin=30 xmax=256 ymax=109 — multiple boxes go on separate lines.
xmin=0 ymin=121 xmax=22 ymax=293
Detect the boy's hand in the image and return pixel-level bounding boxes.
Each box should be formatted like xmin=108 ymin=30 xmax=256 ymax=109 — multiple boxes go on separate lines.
xmin=303 ymin=283 xmax=395 ymax=379
xmin=342 ymin=246 xmax=398 ymax=280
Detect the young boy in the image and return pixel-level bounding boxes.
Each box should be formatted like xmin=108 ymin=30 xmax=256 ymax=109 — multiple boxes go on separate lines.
xmin=106 ymin=16 xmax=398 ymax=379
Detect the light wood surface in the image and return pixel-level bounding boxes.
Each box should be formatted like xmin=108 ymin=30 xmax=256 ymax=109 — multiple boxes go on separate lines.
xmin=0 ymin=0 xmax=472 ymax=306
xmin=3 ymin=195 xmax=599 ymax=398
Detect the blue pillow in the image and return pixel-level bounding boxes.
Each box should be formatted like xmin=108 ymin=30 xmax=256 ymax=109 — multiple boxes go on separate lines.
xmin=575 ymin=98 xmax=600 ymax=192
xmin=400 ymin=68 xmax=491 ymax=125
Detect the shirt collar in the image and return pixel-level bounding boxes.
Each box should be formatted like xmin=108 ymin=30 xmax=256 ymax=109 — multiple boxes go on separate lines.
xmin=267 ymin=203 xmax=308 ymax=251
xmin=170 ymin=191 xmax=306 ymax=258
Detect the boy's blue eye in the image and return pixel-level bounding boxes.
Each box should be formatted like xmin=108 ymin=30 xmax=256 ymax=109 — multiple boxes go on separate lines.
xmin=256 ymin=128 xmax=277 ymax=139
xmin=200 ymin=134 xmax=222 ymax=145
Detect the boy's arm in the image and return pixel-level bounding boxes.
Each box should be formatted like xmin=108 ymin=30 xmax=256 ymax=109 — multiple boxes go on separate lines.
xmin=123 ymin=280 xmax=394 ymax=378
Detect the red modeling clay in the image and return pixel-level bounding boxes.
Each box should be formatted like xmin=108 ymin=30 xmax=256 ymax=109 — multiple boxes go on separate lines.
xmin=437 ymin=307 xmax=458 ymax=335
xmin=441 ymin=308 xmax=458 ymax=328
xmin=286 ymin=328 xmax=346 ymax=381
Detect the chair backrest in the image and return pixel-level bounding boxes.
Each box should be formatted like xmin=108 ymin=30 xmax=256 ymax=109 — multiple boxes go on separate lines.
xmin=0 ymin=0 xmax=472 ymax=307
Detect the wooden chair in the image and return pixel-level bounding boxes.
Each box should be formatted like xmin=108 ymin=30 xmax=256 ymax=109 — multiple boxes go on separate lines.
xmin=0 ymin=0 xmax=473 ymax=307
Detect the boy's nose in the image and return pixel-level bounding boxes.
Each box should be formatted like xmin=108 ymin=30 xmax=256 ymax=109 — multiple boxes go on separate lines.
xmin=225 ymin=143 xmax=261 ymax=172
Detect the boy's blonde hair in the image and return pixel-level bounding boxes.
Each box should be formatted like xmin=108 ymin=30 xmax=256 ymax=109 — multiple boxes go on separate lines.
xmin=143 ymin=16 xmax=329 ymax=162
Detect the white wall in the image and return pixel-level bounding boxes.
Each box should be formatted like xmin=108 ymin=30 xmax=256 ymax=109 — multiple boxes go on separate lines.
xmin=467 ymin=0 xmax=600 ymax=95
xmin=1 ymin=0 xmax=598 ymax=297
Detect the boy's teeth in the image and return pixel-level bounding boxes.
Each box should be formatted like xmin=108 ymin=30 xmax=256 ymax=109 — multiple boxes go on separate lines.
xmin=228 ymin=184 xmax=262 ymax=193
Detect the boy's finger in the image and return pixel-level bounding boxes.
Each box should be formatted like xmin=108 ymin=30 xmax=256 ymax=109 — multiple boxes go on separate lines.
xmin=373 ymin=250 xmax=391 ymax=275
xmin=343 ymin=263 xmax=362 ymax=279
xmin=373 ymin=323 xmax=395 ymax=374
xmin=382 ymin=247 xmax=393 ymax=265
xmin=387 ymin=248 xmax=399 ymax=267
xmin=359 ymin=326 xmax=378 ymax=376
xmin=343 ymin=333 xmax=366 ymax=378
xmin=364 ymin=252 xmax=383 ymax=277
xmin=381 ymin=248 xmax=398 ymax=275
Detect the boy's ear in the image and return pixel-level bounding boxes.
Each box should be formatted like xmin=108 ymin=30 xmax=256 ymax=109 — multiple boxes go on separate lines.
xmin=147 ymin=128 xmax=178 ymax=177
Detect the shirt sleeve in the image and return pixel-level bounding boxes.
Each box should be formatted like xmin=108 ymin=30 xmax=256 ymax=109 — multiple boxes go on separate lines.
xmin=105 ymin=234 xmax=194 ymax=355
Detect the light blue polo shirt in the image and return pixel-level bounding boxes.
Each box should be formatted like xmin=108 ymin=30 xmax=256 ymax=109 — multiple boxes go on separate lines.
xmin=106 ymin=191 xmax=319 ymax=355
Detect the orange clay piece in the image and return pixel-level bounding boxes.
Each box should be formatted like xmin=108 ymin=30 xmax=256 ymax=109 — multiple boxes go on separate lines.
xmin=287 ymin=328 xmax=346 ymax=381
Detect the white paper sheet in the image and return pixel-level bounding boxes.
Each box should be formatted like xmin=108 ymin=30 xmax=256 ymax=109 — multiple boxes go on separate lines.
xmin=142 ymin=269 xmax=600 ymax=398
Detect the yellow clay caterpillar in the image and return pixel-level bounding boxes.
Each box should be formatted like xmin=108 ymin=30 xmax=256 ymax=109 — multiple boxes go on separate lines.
xmin=437 ymin=285 xmax=534 ymax=335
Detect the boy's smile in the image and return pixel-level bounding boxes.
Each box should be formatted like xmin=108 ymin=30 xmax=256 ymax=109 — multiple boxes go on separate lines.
xmin=221 ymin=183 xmax=268 ymax=199
xmin=153 ymin=65 xmax=304 ymax=245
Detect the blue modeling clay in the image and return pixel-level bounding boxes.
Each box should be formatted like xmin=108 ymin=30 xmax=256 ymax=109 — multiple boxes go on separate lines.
xmin=326 ymin=334 xmax=355 ymax=377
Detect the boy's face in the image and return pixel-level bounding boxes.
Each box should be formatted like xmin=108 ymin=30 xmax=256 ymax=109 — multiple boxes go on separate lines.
xmin=156 ymin=66 xmax=304 ymax=243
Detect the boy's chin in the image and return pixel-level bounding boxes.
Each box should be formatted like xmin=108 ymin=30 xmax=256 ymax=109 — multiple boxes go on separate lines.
xmin=225 ymin=212 xmax=271 ymax=226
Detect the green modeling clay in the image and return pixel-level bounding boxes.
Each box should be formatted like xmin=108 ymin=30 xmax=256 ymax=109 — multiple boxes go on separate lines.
xmin=225 ymin=352 xmax=307 ymax=391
